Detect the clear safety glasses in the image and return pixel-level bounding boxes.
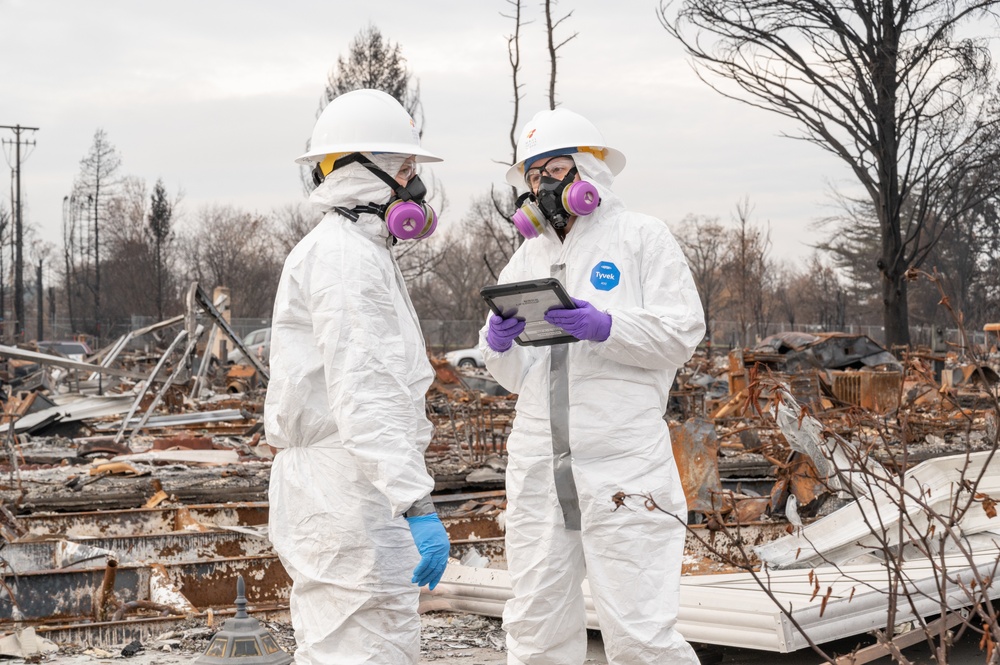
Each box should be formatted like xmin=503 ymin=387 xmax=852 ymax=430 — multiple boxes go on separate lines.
xmin=396 ymin=158 xmax=418 ymax=182
xmin=524 ymin=156 xmax=575 ymax=189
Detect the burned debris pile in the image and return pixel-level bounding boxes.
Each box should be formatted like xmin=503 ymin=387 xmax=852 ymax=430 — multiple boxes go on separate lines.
xmin=1 ymin=311 xmax=998 ymax=654
xmin=0 ymin=286 xmax=517 ymax=652
xmin=670 ymin=330 xmax=1000 ymax=572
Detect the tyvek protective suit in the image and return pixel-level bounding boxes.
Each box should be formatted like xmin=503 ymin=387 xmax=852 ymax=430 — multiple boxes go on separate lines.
xmin=480 ymin=153 xmax=706 ymax=665
xmin=266 ymin=153 xmax=435 ymax=665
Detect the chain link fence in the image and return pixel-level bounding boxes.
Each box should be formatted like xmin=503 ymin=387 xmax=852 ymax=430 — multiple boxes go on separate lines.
xmin=707 ymin=320 xmax=988 ymax=350
xmin=425 ymin=319 xmax=992 ymax=354
xmin=15 ymin=315 xmax=994 ymax=354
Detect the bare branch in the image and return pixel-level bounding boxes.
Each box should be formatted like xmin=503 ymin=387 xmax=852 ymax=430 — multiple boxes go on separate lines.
xmin=658 ymin=0 xmax=1000 ymax=345
xmin=545 ymin=0 xmax=579 ymax=110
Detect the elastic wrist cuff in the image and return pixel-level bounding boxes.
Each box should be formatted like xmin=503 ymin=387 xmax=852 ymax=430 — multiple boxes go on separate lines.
xmin=404 ymin=495 xmax=435 ymax=518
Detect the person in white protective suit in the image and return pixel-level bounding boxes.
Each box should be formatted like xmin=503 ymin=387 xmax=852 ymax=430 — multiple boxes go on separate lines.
xmin=479 ymin=108 xmax=706 ymax=665
xmin=265 ymin=88 xmax=450 ymax=665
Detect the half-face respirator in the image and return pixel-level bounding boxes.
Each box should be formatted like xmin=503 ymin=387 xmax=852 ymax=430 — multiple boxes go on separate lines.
xmin=511 ymin=166 xmax=600 ymax=239
xmin=315 ymin=153 xmax=438 ymax=241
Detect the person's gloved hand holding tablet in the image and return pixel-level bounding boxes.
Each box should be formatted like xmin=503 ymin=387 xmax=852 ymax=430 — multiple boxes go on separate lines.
xmin=486 ymin=314 xmax=526 ymax=352
xmin=544 ymin=298 xmax=612 ymax=342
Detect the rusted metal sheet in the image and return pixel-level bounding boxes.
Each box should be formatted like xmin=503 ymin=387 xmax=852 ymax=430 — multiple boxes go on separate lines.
xmin=171 ymin=556 xmax=289 ymax=609
xmin=732 ymin=497 xmax=770 ymax=524
xmin=3 ymin=530 xmax=273 ymax=573
xmin=728 ymin=348 xmax=747 ymax=394
xmin=35 ymin=606 xmax=291 ymax=650
xmin=2 ymin=561 xmax=145 ymax=622
xmin=441 ymin=514 xmax=504 ymax=542
xmin=785 ymin=454 xmax=827 ymax=506
xmin=669 ymin=418 xmax=723 ymax=513
xmin=831 ymin=370 xmax=903 ymax=414
xmin=1 ymin=555 xmax=288 ymax=623
xmin=18 ymin=502 xmax=269 ymax=538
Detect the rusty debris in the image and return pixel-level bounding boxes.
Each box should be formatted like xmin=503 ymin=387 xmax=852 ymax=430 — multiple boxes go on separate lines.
xmin=1 ymin=306 xmax=998 ymax=651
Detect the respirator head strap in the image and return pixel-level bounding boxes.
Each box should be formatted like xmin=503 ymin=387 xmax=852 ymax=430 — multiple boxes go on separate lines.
xmin=316 ymin=152 xmax=410 ymax=196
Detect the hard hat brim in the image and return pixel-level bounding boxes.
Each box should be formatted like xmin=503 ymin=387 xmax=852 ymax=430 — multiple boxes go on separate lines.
xmin=504 ymin=147 xmax=626 ymax=189
xmin=296 ymin=144 xmax=442 ymax=165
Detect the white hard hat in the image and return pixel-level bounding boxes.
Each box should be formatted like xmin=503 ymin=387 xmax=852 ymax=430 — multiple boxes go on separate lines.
xmin=505 ymin=108 xmax=626 ymax=188
xmin=296 ymin=89 xmax=442 ymax=164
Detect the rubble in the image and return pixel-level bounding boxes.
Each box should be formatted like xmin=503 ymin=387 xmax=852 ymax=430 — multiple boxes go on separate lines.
xmin=1 ymin=302 xmax=999 ymax=658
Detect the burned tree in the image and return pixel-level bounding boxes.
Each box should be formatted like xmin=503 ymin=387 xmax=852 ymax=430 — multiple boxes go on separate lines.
xmin=675 ymin=214 xmax=729 ymax=354
xmin=543 ymin=0 xmax=577 ymax=110
xmin=480 ymin=0 xmax=531 ymax=281
xmin=181 ymin=205 xmax=282 ymax=318
xmin=724 ymin=199 xmax=774 ymax=345
xmin=504 ymin=0 xmax=527 ymax=161
xmin=659 ymin=0 xmax=1000 ymax=346
xmin=71 ymin=129 xmax=121 ymax=339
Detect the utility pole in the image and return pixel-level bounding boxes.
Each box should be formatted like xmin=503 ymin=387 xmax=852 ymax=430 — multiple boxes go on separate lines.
xmin=93 ymin=191 xmax=100 ymax=342
xmin=36 ymin=259 xmax=43 ymax=342
xmin=48 ymin=286 xmax=55 ymax=339
xmin=1 ymin=124 xmax=39 ymax=341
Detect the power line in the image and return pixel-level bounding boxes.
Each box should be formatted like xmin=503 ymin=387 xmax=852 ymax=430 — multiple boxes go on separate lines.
xmin=1 ymin=124 xmax=39 ymax=341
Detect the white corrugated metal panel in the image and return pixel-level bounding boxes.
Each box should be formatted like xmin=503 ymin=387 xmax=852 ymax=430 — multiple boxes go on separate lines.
xmin=772 ymin=552 xmax=1000 ymax=650
xmin=757 ymin=450 xmax=1000 ymax=568
xmin=425 ymin=550 xmax=1000 ymax=652
xmin=0 ymin=394 xmax=135 ymax=433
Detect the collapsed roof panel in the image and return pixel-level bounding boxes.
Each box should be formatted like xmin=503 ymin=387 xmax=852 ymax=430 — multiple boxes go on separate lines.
xmin=754 ymin=332 xmax=903 ymax=372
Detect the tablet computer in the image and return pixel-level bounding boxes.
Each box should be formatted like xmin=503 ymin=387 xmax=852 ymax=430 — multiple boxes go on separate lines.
xmin=480 ymin=278 xmax=578 ymax=346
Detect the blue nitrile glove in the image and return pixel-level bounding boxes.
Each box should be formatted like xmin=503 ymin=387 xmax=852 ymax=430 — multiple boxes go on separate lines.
xmin=544 ymin=298 xmax=612 ymax=342
xmin=486 ymin=314 xmax=526 ymax=352
xmin=406 ymin=514 xmax=450 ymax=590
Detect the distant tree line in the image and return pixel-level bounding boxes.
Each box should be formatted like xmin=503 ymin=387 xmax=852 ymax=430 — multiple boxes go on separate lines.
xmin=671 ymin=197 xmax=1000 ymax=352
xmin=55 ymin=128 xmax=302 ymax=342
xmin=12 ymin=15 xmax=998 ymax=349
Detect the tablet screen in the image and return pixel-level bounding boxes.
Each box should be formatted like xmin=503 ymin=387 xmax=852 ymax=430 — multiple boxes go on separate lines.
xmin=480 ymin=279 xmax=578 ymax=346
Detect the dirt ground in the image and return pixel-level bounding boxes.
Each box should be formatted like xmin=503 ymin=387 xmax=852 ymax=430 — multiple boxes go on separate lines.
xmin=9 ymin=613 xmax=607 ymax=665
xmin=10 ymin=611 xmax=991 ymax=664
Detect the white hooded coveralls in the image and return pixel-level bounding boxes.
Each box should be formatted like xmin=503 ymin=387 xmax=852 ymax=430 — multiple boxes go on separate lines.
xmin=480 ymin=154 xmax=706 ymax=665
xmin=266 ymin=155 xmax=435 ymax=664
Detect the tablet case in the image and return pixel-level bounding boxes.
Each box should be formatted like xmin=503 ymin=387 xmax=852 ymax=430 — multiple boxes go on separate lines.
xmin=480 ymin=278 xmax=579 ymax=346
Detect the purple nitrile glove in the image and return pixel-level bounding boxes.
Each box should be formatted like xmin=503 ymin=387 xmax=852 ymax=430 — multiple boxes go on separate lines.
xmin=544 ymin=297 xmax=612 ymax=342
xmin=486 ymin=314 xmax=526 ymax=352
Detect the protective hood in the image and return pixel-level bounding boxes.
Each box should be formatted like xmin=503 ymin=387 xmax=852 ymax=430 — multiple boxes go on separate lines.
xmin=572 ymin=151 xmax=614 ymax=189
xmin=309 ymin=152 xmax=407 ymax=212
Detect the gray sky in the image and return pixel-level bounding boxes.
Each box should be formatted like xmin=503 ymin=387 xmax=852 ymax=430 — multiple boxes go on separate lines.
xmin=1 ymin=0 xmax=854 ymax=266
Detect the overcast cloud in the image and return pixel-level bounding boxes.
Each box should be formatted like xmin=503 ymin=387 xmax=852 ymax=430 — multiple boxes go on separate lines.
xmin=1 ymin=0 xmax=855 ymax=266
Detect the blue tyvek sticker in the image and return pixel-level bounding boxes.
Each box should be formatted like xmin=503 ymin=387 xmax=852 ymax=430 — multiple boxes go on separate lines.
xmin=591 ymin=261 xmax=620 ymax=291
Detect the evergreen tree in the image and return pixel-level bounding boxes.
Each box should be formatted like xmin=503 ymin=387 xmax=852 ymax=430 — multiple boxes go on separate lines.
xmin=147 ymin=179 xmax=173 ymax=320
xmin=301 ymin=25 xmax=423 ymax=192
xmin=321 ymin=24 xmax=421 ymax=125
